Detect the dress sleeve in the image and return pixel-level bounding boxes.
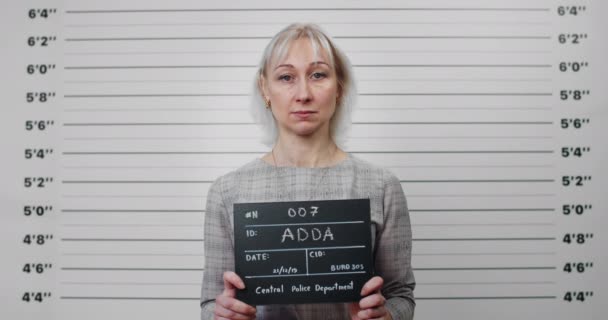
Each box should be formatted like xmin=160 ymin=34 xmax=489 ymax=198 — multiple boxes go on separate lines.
xmin=200 ymin=176 xmax=234 ymax=320
xmin=376 ymin=169 xmax=416 ymax=319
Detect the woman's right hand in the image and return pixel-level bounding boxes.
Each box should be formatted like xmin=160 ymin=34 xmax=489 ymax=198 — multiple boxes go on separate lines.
xmin=214 ymin=271 xmax=257 ymax=320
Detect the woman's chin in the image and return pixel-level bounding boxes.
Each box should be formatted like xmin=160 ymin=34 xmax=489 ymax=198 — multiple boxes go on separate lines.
xmin=291 ymin=125 xmax=323 ymax=137
xmin=281 ymin=120 xmax=330 ymax=138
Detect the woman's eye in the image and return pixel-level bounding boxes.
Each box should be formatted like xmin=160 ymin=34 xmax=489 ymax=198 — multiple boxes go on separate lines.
xmin=312 ymin=72 xmax=327 ymax=79
xmin=278 ymin=73 xmax=326 ymax=82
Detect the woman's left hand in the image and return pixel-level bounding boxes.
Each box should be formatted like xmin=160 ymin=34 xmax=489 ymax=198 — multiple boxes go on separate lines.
xmin=349 ymin=276 xmax=392 ymax=320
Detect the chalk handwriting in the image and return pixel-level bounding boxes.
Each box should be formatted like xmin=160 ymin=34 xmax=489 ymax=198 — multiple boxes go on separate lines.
xmin=280 ymin=226 xmax=335 ymax=243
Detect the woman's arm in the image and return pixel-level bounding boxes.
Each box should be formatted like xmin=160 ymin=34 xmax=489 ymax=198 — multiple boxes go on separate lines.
xmin=200 ymin=176 xmax=258 ymax=320
xmin=200 ymin=177 xmax=228 ymax=319
xmin=375 ymin=169 xmax=416 ymax=319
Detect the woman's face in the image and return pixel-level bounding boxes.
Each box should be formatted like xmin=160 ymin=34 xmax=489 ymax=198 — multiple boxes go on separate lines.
xmin=261 ymin=38 xmax=340 ymax=139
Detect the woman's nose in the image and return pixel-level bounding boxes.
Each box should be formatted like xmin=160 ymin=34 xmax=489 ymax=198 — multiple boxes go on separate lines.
xmin=295 ymin=79 xmax=312 ymax=103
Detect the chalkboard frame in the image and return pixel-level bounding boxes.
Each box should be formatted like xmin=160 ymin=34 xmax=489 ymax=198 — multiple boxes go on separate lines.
xmin=233 ymin=198 xmax=374 ymax=305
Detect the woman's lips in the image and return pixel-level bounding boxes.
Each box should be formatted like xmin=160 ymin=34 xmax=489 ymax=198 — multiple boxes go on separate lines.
xmin=292 ymin=111 xmax=316 ymax=119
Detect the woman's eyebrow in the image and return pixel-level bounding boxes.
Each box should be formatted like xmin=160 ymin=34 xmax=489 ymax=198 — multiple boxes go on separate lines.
xmin=274 ymin=61 xmax=329 ymax=70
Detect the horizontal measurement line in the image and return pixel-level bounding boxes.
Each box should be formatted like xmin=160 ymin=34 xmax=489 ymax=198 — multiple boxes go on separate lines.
xmin=61 ymin=151 xmax=554 ymax=156
xmin=361 ymin=93 xmax=552 ymax=96
xmin=61 ymin=296 xmax=198 ymax=300
xmin=65 ymin=93 xmax=247 ymax=97
xmin=62 ymin=195 xmax=205 ymax=199
xmin=61 ymin=121 xmax=553 ymax=125
xmin=64 ymin=78 xmax=551 ymax=82
xmin=63 ymin=107 xmax=553 ymax=111
xmin=63 ymin=50 xmax=553 ymax=57
xmin=62 ymin=180 xmax=214 ymax=183
xmin=65 ymin=22 xmax=552 ymax=28
xmin=64 ymin=22 xmax=552 ymax=28
xmin=62 ymin=209 xmax=203 ymax=212
xmin=416 ymin=296 xmax=556 ymax=300
xmin=359 ymin=78 xmax=553 ymax=82
xmin=65 ymin=64 xmax=551 ymax=69
xmin=65 ymin=136 xmax=245 ymax=140
xmin=414 ymin=266 xmax=556 ymax=271
xmin=63 ymin=223 xmax=198 ymax=226
xmin=413 ymin=223 xmax=555 ymax=227
xmin=390 ymin=165 xmax=554 ymax=168
xmin=65 ymin=8 xmax=551 ymax=14
xmin=409 ymin=193 xmax=555 ymax=198
xmin=61 ymin=238 xmax=203 ymax=241
xmin=63 ymin=93 xmax=552 ymax=97
xmin=62 ymin=253 xmax=203 ymax=256
xmin=60 ymin=252 xmax=557 ymax=257
xmin=413 ymin=237 xmax=555 ymax=241
xmin=418 ymin=281 xmax=555 ymax=285
xmin=61 ymin=136 xmax=554 ymax=140
xmin=60 ymin=179 xmax=555 ymax=184
xmin=61 ymin=165 xmax=555 ymax=169
xmin=65 ymin=35 xmax=551 ymax=41
xmin=403 ymin=179 xmax=554 ymax=183
xmin=410 ymin=208 xmax=554 ymax=212
xmin=63 ymin=122 xmax=249 ymax=126
xmin=62 ymin=267 xmax=203 ymax=271
xmin=413 ymin=252 xmax=556 ymax=256
xmin=62 ymin=296 xmax=556 ymax=300
xmin=62 ymin=281 xmax=200 ymax=286
xmin=332 ymin=150 xmax=555 ymax=154
xmin=62 ymin=223 xmax=200 ymax=227
xmin=60 ymin=209 xmax=553 ymax=215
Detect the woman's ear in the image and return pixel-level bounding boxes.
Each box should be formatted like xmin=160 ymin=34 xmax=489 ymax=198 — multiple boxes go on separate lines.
xmin=258 ymin=74 xmax=269 ymax=99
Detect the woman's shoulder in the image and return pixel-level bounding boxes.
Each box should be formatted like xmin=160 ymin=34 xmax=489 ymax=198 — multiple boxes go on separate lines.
xmin=348 ymin=153 xmax=398 ymax=183
xmin=207 ymin=158 xmax=267 ymax=192
xmin=224 ymin=157 xmax=266 ymax=176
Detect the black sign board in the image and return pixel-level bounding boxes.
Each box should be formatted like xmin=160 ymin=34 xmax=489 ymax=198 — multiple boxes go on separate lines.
xmin=233 ymin=198 xmax=373 ymax=305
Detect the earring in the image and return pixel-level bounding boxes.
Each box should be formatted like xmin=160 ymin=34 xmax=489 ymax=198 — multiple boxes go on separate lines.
xmin=265 ymin=99 xmax=271 ymax=109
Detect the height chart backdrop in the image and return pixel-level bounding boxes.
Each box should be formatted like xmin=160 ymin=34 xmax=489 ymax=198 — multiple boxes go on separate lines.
xmin=1 ymin=0 xmax=605 ymax=319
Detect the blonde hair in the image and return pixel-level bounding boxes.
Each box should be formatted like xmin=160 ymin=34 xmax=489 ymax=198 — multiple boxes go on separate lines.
xmin=248 ymin=23 xmax=358 ymax=149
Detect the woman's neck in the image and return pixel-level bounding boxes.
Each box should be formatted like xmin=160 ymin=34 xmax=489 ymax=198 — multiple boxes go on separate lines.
xmin=270 ymin=134 xmax=345 ymax=168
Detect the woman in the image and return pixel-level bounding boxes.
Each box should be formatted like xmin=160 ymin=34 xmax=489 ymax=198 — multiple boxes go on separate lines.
xmin=200 ymin=23 xmax=415 ymax=320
